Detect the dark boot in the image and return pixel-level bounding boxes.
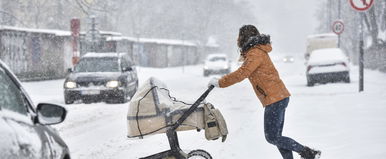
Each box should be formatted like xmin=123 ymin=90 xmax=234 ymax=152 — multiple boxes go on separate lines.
xmin=299 ymin=146 xmax=321 ymax=159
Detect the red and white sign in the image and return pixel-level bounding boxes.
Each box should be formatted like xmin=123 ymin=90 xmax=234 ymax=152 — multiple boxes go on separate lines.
xmin=349 ymin=0 xmax=374 ymax=11
xmin=332 ymin=20 xmax=344 ymax=35
xmin=71 ymin=18 xmax=81 ymax=65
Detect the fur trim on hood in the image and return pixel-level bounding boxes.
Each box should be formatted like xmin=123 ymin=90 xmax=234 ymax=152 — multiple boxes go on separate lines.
xmin=241 ymin=34 xmax=271 ymax=53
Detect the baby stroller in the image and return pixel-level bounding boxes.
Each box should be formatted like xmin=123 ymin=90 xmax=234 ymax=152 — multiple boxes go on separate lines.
xmin=127 ymin=78 xmax=228 ymax=159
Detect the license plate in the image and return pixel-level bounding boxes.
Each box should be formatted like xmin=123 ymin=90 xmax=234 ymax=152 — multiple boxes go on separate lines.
xmin=81 ymin=90 xmax=100 ymax=95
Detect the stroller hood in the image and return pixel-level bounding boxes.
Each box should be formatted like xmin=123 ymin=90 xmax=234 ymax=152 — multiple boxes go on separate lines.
xmin=127 ymin=77 xmax=205 ymax=138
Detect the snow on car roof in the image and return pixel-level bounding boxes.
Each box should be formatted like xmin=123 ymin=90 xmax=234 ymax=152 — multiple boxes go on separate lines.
xmin=307 ymin=33 xmax=337 ymax=40
xmin=308 ymin=48 xmax=347 ymax=65
xmin=206 ymin=54 xmax=228 ymax=59
xmin=82 ymin=52 xmax=124 ymax=58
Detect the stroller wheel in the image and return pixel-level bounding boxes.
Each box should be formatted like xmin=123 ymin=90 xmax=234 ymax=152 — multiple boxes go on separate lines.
xmin=187 ymin=149 xmax=212 ymax=159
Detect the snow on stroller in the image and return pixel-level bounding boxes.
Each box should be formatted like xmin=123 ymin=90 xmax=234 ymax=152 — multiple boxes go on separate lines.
xmin=127 ymin=77 xmax=228 ymax=159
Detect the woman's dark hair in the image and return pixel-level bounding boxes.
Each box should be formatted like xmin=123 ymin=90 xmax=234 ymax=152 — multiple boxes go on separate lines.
xmin=238 ymin=25 xmax=260 ymax=48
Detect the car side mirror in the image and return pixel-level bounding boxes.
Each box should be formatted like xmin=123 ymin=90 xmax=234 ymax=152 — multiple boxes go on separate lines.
xmin=123 ymin=66 xmax=133 ymax=72
xmin=36 ymin=103 xmax=67 ymax=125
xmin=67 ymin=68 xmax=73 ymax=73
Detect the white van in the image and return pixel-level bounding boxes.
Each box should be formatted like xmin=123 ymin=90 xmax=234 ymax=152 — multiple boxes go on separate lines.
xmin=305 ymin=33 xmax=338 ymax=60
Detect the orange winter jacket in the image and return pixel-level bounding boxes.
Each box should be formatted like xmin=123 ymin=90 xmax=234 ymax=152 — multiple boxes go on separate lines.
xmin=218 ymin=44 xmax=290 ymax=107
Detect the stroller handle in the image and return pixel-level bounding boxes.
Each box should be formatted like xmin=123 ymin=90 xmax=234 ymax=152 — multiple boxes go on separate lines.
xmin=171 ymin=85 xmax=215 ymax=131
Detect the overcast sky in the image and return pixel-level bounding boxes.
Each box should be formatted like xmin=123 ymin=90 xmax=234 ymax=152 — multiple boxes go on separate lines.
xmin=248 ymin=0 xmax=321 ymax=55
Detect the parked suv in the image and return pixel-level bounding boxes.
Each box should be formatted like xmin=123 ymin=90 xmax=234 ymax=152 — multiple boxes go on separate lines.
xmin=0 ymin=60 xmax=70 ymax=159
xmin=64 ymin=52 xmax=138 ymax=104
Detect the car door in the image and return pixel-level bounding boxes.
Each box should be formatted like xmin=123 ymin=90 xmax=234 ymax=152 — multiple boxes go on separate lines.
xmin=126 ymin=56 xmax=138 ymax=89
xmin=128 ymin=57 xmax=138 ymax=83
xmin=0 ymin=66 xmax=50 ymax=158
xmin=0 ymin=111 xmax=20 ymax=158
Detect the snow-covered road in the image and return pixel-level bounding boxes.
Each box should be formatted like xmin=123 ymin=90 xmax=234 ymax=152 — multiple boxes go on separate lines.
xmin=22 ymin=55 xmax=386 ymax=159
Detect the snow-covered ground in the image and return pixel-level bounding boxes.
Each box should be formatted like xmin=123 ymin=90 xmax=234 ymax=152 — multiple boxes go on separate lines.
xmin=22 ymin=55 xmax=386 ymax=159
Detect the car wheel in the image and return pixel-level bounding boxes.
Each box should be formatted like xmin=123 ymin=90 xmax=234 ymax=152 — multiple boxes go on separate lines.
xmin=306 ymin=75 xmax=314 ymax=87
xmin=119 ymin=93 xmax=128 ymax=103
xmin=64 ymin=95 xmax=74 ymax=104
xmin=64 ymin=98 xmax=74 ymax=104
xmin=63 ymin=154 xmax=71 ymax=159
xmin=307 ymin=81 xmax=314 ymax=87
xmin=203 ymin=71 xmax=209 ymax=77
xmin=344 ymin=76 xmax=350 ymax=83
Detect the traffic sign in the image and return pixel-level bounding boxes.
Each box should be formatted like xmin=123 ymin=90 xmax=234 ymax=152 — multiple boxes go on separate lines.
xmin=349 ymin=0 xmax=374 ymax=92
xmin=349 ymin=0 xmax=374 ymax=11
xmin=332 ymin=20 xmax=344 ymax=35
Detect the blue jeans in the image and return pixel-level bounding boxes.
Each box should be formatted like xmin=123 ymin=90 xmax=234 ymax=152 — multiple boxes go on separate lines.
xmin=264 ymin=97 xmax=304 ymax=159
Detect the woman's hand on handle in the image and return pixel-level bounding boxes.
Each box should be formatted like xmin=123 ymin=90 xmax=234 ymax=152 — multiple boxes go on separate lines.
xmin=208 ymin=77 xmax=220 ymax=88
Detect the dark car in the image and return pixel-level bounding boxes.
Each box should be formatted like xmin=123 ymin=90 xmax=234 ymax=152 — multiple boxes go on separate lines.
xmin=0 ymin=60 xmax=70 ymax=159
xmin=282 ymin=55 xmax=295 ymax=63
xmin=64 ymin=52 xmax=138 ymax=104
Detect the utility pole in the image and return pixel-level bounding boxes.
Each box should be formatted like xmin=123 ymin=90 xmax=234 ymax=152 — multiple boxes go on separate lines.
xmin=56 ymin=0 xmax=64 ymax=29
xmin=91 ymin=16 xmax=96 ymax=52
xmin=86 ymin=16 xmax=100 ymax=52
xmin=328 ymin=0 xmax=332 ymax=31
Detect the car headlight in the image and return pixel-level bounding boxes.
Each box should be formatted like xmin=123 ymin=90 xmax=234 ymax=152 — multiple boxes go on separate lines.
xmin=106 ymin=80 xmax=120 ymax=88
xmin=65 ymin=81 xmax=77 ymax=89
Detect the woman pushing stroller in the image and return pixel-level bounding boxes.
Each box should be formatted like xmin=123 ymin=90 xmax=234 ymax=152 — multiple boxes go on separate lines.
xmin=208 ymin=25 xmax=321 ymax=159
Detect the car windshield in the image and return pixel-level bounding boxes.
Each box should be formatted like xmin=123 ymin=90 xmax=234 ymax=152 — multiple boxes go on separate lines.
xmin=209 ymin=57 xmax=226 ymax=62
xmin=74 ymin=57 xmax=119 ymax=72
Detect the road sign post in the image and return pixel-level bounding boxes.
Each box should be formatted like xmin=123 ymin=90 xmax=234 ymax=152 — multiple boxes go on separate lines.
xmin=349 ymin=0 xmax=374 ymax=92
xmin=71 ymin=18 xmax=80 ymax=66
xmin=332 ymin=20 xmax=344 ymax=48
xmin=359 ymin=16 xmax=364 ymax=92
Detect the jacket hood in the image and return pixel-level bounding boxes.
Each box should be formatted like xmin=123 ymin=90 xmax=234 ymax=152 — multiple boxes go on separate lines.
xmin=241 ymin=34 xmax=272 ymax=53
